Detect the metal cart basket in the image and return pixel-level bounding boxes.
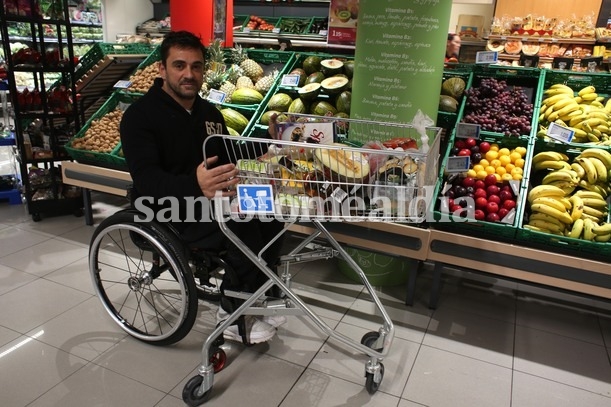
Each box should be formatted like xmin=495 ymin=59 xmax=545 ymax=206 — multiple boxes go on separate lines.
xmin=182 ymin=115 xmax=441 ymax=405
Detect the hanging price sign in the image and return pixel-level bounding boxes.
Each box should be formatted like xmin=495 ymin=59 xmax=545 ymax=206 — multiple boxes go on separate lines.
xmin=547 ymin=122 xmax=574 ymax=143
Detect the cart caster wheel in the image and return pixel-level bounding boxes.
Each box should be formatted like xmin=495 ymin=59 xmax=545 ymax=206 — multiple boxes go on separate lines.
xmin=365 ymin=362 xmax=384 ymax=394
xmin=32 ymin=213 xmax=41 ymax=222
xmin=182 ymin=375 xmax=212 ymax=406
xmin=361 ymin=331 xmax=383 ymax=351
xmin=210 ymin=347 xmax=227 ymax=373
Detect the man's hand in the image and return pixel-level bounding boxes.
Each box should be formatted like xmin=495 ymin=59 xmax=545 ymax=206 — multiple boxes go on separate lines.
xmin=267 ymin=112 xmax=279 ymax=140
xmin=197 ymin=156 xmax=240 ymax=198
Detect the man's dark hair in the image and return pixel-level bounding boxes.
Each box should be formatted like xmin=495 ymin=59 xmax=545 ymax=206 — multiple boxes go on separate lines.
xmin=160 ymin=30 xmax=206 ymax=66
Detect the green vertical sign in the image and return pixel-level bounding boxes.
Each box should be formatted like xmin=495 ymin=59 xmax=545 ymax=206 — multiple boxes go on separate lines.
xmin=351 ymin=0 xmax=451 ymax=126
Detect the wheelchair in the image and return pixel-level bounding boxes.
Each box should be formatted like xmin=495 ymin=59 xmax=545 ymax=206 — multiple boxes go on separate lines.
xmin=88 ymin=207 xmax=229 ymax=347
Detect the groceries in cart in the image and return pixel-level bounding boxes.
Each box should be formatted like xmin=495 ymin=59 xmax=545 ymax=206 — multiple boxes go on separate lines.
xmin=224 ymin=115 xmax=438 ymax=221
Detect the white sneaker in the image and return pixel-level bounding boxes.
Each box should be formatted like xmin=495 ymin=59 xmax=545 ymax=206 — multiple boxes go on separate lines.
xmin=262 ymin=314 xmax=287 ymax=328
xmin=216 ymin=307 xmax=276 ymax=344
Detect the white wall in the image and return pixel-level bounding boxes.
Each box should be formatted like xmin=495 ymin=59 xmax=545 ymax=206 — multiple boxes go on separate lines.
xmin=450 ymin=1 xmax=496 ymax=36
xmin=101 ymin=0 xmax=154 ymax=42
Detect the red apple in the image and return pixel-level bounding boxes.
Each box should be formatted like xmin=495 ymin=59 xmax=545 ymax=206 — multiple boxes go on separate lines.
xmin=450 ymin=204 xmax=463 ymax=213
xmin=502 ymin=199 xmax=516 ymax=210
xmin=499 ymin=190 xmax=513 ymax=202
xmin=474 ymin=180 xmax=486 ymax=190
xmin=479 ymin=141 xmax=491 ymax=153
xmin=488 ymin=194 xmax=501 ymax=205
xmin=501 ymin=185 xmax=512 ymax=192
xmin=465 ymin=137 xmax=477 ymax=148
xmin=474 ymin=188 xmax=487 ymax=199
xmin=486 ymin=212 xmax=500 ymax=222
xmin=454 ymin=140 xmax=466 ymax=149
xmin=486 ymin=185 xmax=500 ymax=196
xmin=462 ymin=177 xmax=475 ymax=188
xmin=498 ymin=208 xmax=509 ymax=219
xmin=458 ymin=148 xmax=471 ymax=157
xmin=486 ymin=201 xmax=499 ymax=213
xmin=475 ymin=196 xmax=488 ymax=208
xmin=474 ymin=209 xmax=486 ymax=220
xmin=484 ymin=174 xmax=498 ymax=186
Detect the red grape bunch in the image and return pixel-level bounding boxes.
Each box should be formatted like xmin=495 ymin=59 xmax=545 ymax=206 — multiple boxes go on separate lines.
xmin=463 ymin=78 xmax=533 ymax=137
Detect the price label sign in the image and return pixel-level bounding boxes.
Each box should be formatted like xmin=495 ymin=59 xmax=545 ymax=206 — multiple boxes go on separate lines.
xmin=455 ymin=123 xmax=481 ymax=139
xmin=272 ymin=27 xmax=281 ymax=34
xmin=243 ymin=27 xmax=251 ymax=33
xmin=319 ymin=29 xmax=328 ymax=36
xmin=475 ymin=51 xmax=498 ymax=64
xmin=445 ymin=156 xmax=471 ymax=173
xmin=281 ymin=74 xmax=301 ymax=87
xmin=547 ymin=122 xmax=574 ymax=143
xmin=207 ymin=89 xmax=227 ymax=104
xmin=113 ymin=80 xmax=132 ymax=89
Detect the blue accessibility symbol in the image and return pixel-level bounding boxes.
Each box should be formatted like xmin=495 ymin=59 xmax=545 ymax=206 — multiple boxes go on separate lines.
xmin=237 ymin=184 xmax=275 ymax=213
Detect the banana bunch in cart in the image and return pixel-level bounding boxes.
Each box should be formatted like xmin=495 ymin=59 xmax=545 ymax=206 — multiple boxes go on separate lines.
xmin=231 ymin=116 xmax=429 ymax=220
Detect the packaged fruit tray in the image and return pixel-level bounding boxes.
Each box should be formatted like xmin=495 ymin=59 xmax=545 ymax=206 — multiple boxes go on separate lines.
xmin=455 ymin=65 xmax=543 ymax=141
xmin=428 ymin=133 xmax=534 ymax=243
xmin=534 ymin=69 xmax=611 ymax=149
xmin=515 ymin=139 xmax=611 ymax=261
xmin=64 ymin=91 xmax=136 ymax=170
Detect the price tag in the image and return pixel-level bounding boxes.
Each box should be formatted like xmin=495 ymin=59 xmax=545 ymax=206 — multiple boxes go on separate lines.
xmin=113 ymin=80 xmax=132 ymax=89
xmin=522 ymin=37 xmax=529 ymax=42
xmin=207 ymin=89 xmax=227 ymax=104
xmin=243 ymin=27 xmax=251 ymax=33
xmin=500 ymin=36 xmax=507 ymax=40
xmin=547 ymin=122 xmax=574 ymax=143
xmin=455 ymin=123 xmax=481 ymax=139
xmin=281 ymin=74 xmax=301 ymax=87
xmin=475 ymin=51 xmax=498 ymax=64
xmin=272 ymin=27 xmax=281 ymax=34
xmin=319 ymin=30 xmax=328 ymax=36
xmin=445 ymin=156 xmax=471 ymax=173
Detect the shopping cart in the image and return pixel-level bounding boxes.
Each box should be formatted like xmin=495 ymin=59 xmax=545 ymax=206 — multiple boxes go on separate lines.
xmin=183 ymin=115 xmax=441 ymax=406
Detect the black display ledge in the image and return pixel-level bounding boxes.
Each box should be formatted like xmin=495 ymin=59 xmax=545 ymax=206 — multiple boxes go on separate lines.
xmin=3 ymin=15 xmax=70 ymax=25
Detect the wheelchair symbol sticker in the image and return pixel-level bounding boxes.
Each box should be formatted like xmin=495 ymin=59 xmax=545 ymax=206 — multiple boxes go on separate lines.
xmin=237 ymin=184 xmax=274 ymax=214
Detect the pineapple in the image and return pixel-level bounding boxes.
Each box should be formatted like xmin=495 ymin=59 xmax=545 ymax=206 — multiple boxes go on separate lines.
xmin=225 ymin=64 xmax=244 ymax=84
xmin=255 ymin=69 xmax=279 ymax=95
xmin=205 ymin=64 xmax=227 ymax=90
xmin=232 ymin=44 xmax=264 ymax=82
xmin=206 ymin=39 xmax=226 ymax=72
xmin=219 ymin=81 xmax=237 ymax=102
xmin=236 ymin=76 xmax=255 ymax=89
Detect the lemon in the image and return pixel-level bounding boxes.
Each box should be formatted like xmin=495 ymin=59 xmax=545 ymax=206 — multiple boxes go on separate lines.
xmin=512 ymin=173 xmax=523 ymax=181
xmin=473 ymin=164 xmax=485 ymax=173
xmin=499 ymin=155 xmax=511 ymax=166
xmin=476 ymin=170 xmax=488 ymax=180
xmin=514 ymin=146 xmax=527 ymax=157
xmin=505 ymin=163 xmax=515 ymax=173
xmin=510 ymin=151 xmax=522 ymax=163
xmin=499 ymin=147 xmax=511 ymax=156
xmin=501 ymin=173 xmax=514 ymax=182
xmin=495 ymin=166 xmax=507 ymax=176
xmin=490 ymin=159 xmax=502 ymax=168
xmin=485 ymin=150 xmax=498 ymax=161
xmin=467 ymin=169 xmax=477 ymax=178
xmin=479 ymin=158 xmax=490 ymax=168
xmin=485 ymin=165 xmax=496 ymax=175
xmin=511 ymin=167 xmax=523 ymax=176
xmin=490 ymin=143 xmax=500 ymax=151
xmin=514 ymin=158 xmax=525 ymax=168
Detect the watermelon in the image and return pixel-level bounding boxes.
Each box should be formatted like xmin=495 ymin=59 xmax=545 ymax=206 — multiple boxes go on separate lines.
xmin=288 ymin=98 xmax=308 ymax=114
xmin=335 ymin=91 xmax=351 ymax=114
xmin=310 ymin=100 xmax=337 ymax=116
xmin=231 ymin=88 xmax=264 ymax=105
xmin=441 ymin=77 xmax=466 ymax=100
xmin=298 ymin=83 xmax=321 ymax=100
xmin=302 ymin=55 xmax=322 ymax=75
xmin=267 ymin=93 xmax=293 ymax=112
xmin=221 ymin=108 xmax=249 ymax=133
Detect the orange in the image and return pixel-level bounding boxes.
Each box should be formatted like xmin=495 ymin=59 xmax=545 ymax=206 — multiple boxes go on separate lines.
xmin=476 ymin=170 xmax=488 ymax=180
xmin=514 ymin=146 xmax=527 ymax=157
xmin=501 ymin=173 xmax=514 ymax=182
xmin=489 ymin=143 xmax=500 ymax=151
xmin=495 ymin=166 xmax=507 ymax=176
xmin=505 ymin=163 xmax=516 ymax=173
xmin=490 ymin=159 xmax=502 ymax=168
xmin=473 ymin=164 xmax=485 ymax=173
xmin=499 ymin=155 xmax=511 ymax=166
xmin=485 ymin=165 xmax=496 ymax=175
xmin=478 ymin=158 xmax=490 ymax=168
xmin=514 ymin=158 xmax=525 ymax=168
xmin=510 ymin=151 xmax=522 ymax=163
xmin=498 ymin=147 xmax=511 ymax=156
xmin=467 ymin=169 xmax=477 ymax=178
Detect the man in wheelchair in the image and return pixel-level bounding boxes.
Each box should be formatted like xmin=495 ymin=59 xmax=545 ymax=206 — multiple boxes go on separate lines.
xmin=120 ymin=30 xmax=285 ymax=344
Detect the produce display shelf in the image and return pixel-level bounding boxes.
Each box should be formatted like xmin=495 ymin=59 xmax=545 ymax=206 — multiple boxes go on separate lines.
xmin=487 ymin=35 xmax=597 ymax=45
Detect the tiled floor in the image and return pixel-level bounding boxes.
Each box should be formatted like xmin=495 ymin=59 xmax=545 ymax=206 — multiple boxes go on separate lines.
xmin=0 ymin=193 xmax=610 ymax=407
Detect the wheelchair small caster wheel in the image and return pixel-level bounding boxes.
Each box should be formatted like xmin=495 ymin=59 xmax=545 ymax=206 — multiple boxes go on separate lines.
xmin=210 ymin=347 xmax=227 ymax=373
xmin=182 ymin=375 xmax=212 ymax=406
xmin=361 ymin=331 xmax=382 ymax=351
xmin=32 ymin=213 xmax=41 ymax=222
xmin=365 ymin=362 xmax=384 ymax=394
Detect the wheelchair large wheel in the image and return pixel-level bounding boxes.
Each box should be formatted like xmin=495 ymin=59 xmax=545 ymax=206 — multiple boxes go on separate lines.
xmin=89 ymin=210 xmax=198 ymax=346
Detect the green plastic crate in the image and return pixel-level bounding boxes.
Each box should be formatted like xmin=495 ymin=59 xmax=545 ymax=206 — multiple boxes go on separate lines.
xmin=438 ymin=69 xmax=474 ymax=138
xmin=428 ymin=133 xmax=534 ymax=243
xmin=64 ymin=91 xmax=137 ymax=170
xmin=275 ymin=17 xmax=313 ymax=35
xmin=74 ymin=42 xmax=157 ymax=82
xmin=533 ymin=69 xmax=611 ymax=150
xmin=515 ymin=139 xmax=611 ymax=260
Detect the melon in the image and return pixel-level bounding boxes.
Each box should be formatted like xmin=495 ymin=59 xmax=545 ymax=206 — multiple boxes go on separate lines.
xmin=314 ymin=144 xmax=370 ymax=183
xmin=298 ymin=82 xmax=321 ymax=101
xmin=231 ymin=88 xmax=264 ymax=105
xmin=260 ymin=110 xmax=281 ymax=125
xmin=305 ymin=72 xmax=325 ymax=85
xmin=441 ymin=77 xmax=466 ymax=100
xmin=343 ymin=60 xmax=355 ymax=78
xmin=321 ymin=76 xmax=349 ymax=95
xmin=320 ymin=59 xmax=344 ymax=76
xmin=310 ymin=100 xmax=337 ymax=116
xmin=439 ymin=95 xmax=458 ymax=113
xmin=335 ymin=91 xmax=351 ymax=114
xmin=221 ymin=108 xmax=249 ymax=133
xmin=267 ymin=93 xmax=293 ymax=112
xmin=302 ymin=55 xmax=322 ymax=75
xmin=290 ymin=68 xmax=307 ymax=87
xmin=288 ymin=98 xmax=308 ymax=114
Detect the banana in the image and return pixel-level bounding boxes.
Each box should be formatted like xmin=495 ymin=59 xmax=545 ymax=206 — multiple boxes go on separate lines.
xmin=532 ymin=197 xmax=570 ymax=213
xmin=587 ymin=133 xmax=601 ymax=143
xmin=528 ymin=219 xmax=565 ymax=234
xmin=555 ymin=102 xmax=580 ymax=117
xmin=595 ymin=233 xmax=611 ymax=242
xmin=548 ymin=111 xmax=560 ymax=122
xmin=534 ymin=160 xmax=571 ymax=172
xmin=546 ymin=181 xmax=576 ymax=195
xmin=578 ymin=180 xmax=610 ymax=198
xmin=582 ymin=205 xmax=607 ymax=219
xmin=532 ymin=151 xmax=569 ymax=164
xmin=550 ymin=84 xmax=574 ymax=93
xmin=575 ymin=157 xmax=598 ymax=184
xmin=524 ymin=224 xmax=547 ymax=233
xmin=571 ymin=163 xmax=586 ymax=179
xmin=529 ymin=212 xmax=567 ymax=229
xmin=588 ymin=157 xmax=608 ymax=183
xmin=543 ymin=93 xmax=573 ymax=107
xmin=527 ymin=184 xmax=567 ymax=202
xmin=605 ymin=98 xmax=611 ymax=113
xmin=571 ymin=127 xmax=588 ymax=139
xmin=591 ymin=101 xmax=605 ymax=109
xmin=582 ymin=93 xmax=599 ymax=102
xmin=541 ymin=170 xmax=579 ymax=185
xmin=578 ymin=85 xmax=596 ymax=96
xmin=568 ymin=218 xmax=584 ymax=239
xmin=574 ymin=190 xmax=606 ymax=200
xmin=569 ymin=195 xmax=584 ymax=222
xmin=583 ymin=218 xmax=596 ymax=241
xmin=592 ymin=223 xmax=611 ymax=235
xmin=581 ymin=197 xmax=608 ymax=208
xmin=530 ymin=203 xmax=573 ymax=224
xmin=578 ymin=148 xmax=611 ymax=169
xmin=587 ymin=111 xmax=609 ymax=121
